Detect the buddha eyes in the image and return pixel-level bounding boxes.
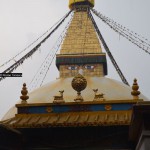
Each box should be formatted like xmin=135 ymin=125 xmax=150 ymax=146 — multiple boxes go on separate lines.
xmin=85 ymin=65 xmax=94 ymax=69
xmin=68 ymin=65 xmax=95 ymax=70
xmin=68 ymin=66 xmax=78 ymax=70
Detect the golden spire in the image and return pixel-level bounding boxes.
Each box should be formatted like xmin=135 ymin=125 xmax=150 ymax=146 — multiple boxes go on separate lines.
xmin=60 ymin=5 xmax=101 ymax=54
xmin=131 ymin=79 xmax=141 ymax=99
xmin=56 ymin=0 xmax=107 ymax=78
xmin=20 ymin=83 xmax=29 ymax=104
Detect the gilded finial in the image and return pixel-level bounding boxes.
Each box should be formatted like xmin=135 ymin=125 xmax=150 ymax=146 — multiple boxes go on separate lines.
xmin=72 ymin=73 xmax=87 ymax=102
xmin=93 ymin=89 xmax=105 ymax=101
xmin=20 ymin=83 xmax=29 ymax=104
xmin=53 ymin=90 xmax=65 ymax=104
xmin=69 ymin=0 xmax=95 ymax=9
xmin=131 ymin=79 xmax=141 ymax=99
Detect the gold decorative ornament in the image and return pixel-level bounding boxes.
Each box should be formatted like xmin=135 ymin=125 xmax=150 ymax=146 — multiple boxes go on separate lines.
xmin=53 ymin=90 xmax=65 ymax=103
xmin=2 ymin=110 xmax=132 ymax=128
xmin=105 ymin=105 xmax=112 ymax=111
xmin=93 ymin=89 xmax=105 ymax=101
xmin=46 ymin=107 xmax=53 ymax=113
xmin=72 ymin=73 xmax=87 ymax=102
xmin=69 ymin=0 xmax=95 ymax=9
xmin=131 ymin=79 xmax=141 ymax=99
xmin=20 ymin=83 xmax=29 ymax=104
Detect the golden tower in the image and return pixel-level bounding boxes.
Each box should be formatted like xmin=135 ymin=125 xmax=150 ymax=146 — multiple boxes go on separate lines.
xmin=57 ymin=0 xmax=107 ymax=78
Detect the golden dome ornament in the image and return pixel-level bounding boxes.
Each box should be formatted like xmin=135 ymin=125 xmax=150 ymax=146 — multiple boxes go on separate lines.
xmin=72 ymin=73 xmax=87 ymax=102
xmin=69 ymin=0 xmax=95 ymax=9
xmin=93 ymin=89 xmax=105 ymax=101
xmin=131 ymin=78 xmax=141 ymax=99
xmin=53 ymin=90 xmax=65 ymax=104
xmin=20 ymin=83 xmax=29 ymax=104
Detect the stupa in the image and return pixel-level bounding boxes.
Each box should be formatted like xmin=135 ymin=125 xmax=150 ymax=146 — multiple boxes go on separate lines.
xmin=0 ymin=0 xmax=150 ymax=150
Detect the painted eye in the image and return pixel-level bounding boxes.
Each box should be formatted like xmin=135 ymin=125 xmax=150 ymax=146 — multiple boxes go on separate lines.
xmin=68 ymin=66 xmax=77 ymax=70
xmin=85 ymin=65 xmax=94 ymax=69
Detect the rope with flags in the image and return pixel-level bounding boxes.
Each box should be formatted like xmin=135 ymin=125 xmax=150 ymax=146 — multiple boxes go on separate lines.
xmin=0 ymin=10 xmax=72 ymax=82
xmin=28 ymin=12 xmax=74 ymax=91
xmin=89 ymin=9 xmax=129 ymax=86
xmin=91 ymin=8 xmax=150 ymax=55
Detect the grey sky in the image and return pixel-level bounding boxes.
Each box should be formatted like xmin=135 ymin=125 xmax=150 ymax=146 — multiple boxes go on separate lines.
xmin=0 ymin=0 xmax=150 ymax=119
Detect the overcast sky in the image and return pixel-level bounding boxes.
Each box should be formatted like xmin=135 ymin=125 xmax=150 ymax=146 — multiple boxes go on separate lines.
xmin=0 ymin=0 xmax=150 ymax=119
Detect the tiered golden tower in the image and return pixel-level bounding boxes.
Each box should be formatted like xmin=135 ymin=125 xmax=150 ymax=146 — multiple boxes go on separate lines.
xmin=57 ymin=0 xmax=107 ymax=78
